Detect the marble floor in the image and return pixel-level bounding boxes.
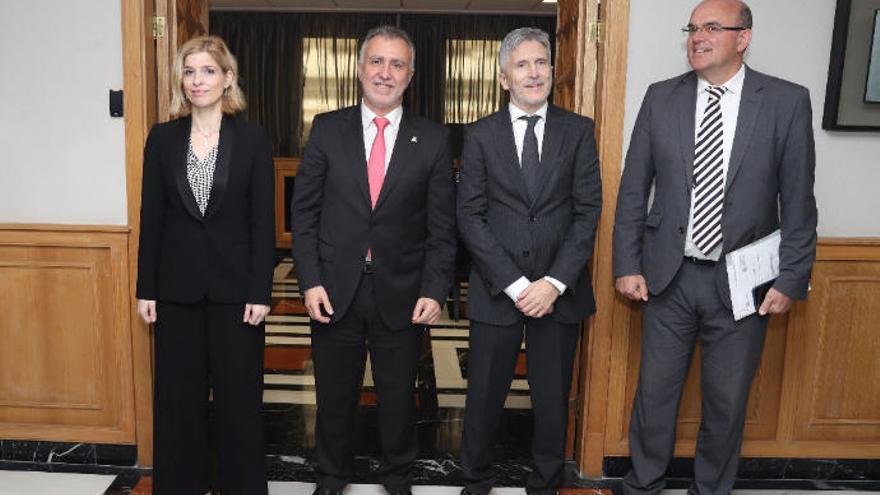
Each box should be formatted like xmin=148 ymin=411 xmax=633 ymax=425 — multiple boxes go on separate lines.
xmin=261 ymin=257 xmax=536 ymax=484
xmin=0 ymin=471 xmax=116 ymax=495
xmin=1 ymin=470 xmax=877 ymax=495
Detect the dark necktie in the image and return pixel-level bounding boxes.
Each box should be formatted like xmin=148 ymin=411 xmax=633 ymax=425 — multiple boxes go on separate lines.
xmin=519 ymin=115 xmax=541 ymax=200
xmin=692 ymin=85 xmax=726 ymax=255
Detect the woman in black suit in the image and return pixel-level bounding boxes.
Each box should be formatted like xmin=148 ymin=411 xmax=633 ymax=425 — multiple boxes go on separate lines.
xmin=136 ymin=35 xmax=274 ymax=495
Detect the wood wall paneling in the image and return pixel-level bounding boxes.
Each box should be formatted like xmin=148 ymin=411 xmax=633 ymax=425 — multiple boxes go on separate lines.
xmin=594 ymin=240 xmax=880 ymax=469
xmin=0 ymin=227 xmax=134 ymax=444
xmin=788 ymin=256 xmax=880 ymax=446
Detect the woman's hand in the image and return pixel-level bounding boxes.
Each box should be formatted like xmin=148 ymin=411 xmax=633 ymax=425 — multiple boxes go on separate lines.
xmin=137 ymin=299 xmax=157 ymax=324
xmin=243 ymin=303 xmax=271 ymax=326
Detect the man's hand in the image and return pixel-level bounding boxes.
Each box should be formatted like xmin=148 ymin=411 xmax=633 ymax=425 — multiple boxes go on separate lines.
xmin=758 ymin=288 xmax=793 ymax=315
xmin=137 ymin=299 xmax=157 ymax=324
xmin=516 ymin=279 xmax=559 ymax=318
xmin=616 ymin=274 xmax=649 ymax=302
xmin=243 ymin=303 xmax=271 ymax=326
xmin=412 ymin=297 xmax=442 ymax=325
xmin=304 ymin=286 xmax=334 ymax=324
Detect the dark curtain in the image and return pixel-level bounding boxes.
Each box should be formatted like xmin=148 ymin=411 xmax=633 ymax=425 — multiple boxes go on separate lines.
xmin=212 ymin=12 xmax=393 ymax=155
xmin=212 ymin=13 xmax=301 ymax=156
xmin=398 ymin=15 xmax=446 ymax=124
xmin=211 ymin=11 xmax=555 ymax=157
xmin=403 ymin=14 xmax=555 ymax=124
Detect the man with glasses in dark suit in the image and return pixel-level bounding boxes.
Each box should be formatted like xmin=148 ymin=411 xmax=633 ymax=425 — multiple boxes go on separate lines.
xmin=613 ymin=1 xmax=817 ymax=494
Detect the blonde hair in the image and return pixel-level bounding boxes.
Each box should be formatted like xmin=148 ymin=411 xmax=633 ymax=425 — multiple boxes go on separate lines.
xmin=170 ymin=35 xmax=246 ymax=117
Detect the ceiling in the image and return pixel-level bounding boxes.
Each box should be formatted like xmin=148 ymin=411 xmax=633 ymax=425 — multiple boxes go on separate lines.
xmin=210 ymin=0 xmax=557 ymax=14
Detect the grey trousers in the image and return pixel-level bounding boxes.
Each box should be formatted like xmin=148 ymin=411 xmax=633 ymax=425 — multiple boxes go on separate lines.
xmin=623 ymin=260 xmax=770 ymax=495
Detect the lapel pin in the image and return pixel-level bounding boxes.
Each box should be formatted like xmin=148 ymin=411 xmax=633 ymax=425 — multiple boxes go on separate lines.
xmin=411 ymin=136 xmax=418 ymax=143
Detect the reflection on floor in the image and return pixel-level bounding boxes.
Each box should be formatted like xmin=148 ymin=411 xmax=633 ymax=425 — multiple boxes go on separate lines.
xmin=263 ymin=258 xmax=535 ymax=484
xmin=265 ymin=258 xmax=530 ymax=410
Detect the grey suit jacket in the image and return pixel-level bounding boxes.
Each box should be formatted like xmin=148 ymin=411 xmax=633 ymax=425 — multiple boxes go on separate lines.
xmin=613 ymin=66 xmax=817 ymax=305
xmin=458 ymin=105 xmax=602 ymax=325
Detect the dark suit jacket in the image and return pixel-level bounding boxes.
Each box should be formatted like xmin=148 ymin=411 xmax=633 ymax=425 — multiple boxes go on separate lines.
xmin=291 ymin=106 xmax=457 ymax=331
xmin=613 ymin=66 xmax=818 ymax=304
xmin=136 ymin=115 xmax=276 ymax=305
xmin=457 ymin=105 xmax=602 ymax=326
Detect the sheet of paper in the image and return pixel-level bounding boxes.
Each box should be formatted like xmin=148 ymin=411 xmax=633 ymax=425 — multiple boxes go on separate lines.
xmin=725 ymin=230 xmax=781 ymax=320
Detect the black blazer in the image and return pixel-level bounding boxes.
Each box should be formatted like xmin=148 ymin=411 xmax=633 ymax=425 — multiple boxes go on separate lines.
xmin=457 ymin=105 xmax=603 ymax=326
xmin=291 ymin=106 xmax=457 ymax=330
xmin=136 ymin=115 xmax=276 ymax=305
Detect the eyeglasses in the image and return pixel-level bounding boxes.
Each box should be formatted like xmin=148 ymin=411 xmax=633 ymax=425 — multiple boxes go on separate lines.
xmin=681 ymin=23 xmax=749 ymax=35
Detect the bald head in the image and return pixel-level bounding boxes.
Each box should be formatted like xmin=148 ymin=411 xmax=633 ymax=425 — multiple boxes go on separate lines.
xmin=693 ymin=0 xmax=752 ymax=29
xmin=687 ymin=0 xmax=752 ymax=84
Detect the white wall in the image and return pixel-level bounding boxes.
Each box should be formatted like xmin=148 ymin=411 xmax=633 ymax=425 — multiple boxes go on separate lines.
xmin=624 ymin=0 xmax=880 ymax=236
xmin=0 ymin=1 xmax=127 ymax=225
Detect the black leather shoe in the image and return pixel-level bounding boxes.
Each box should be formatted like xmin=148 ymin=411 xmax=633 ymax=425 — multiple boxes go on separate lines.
xmin=313 ymin=487 xmax=343 ymax=495
xmin=387 ymin=491 xmax=413 ymax=495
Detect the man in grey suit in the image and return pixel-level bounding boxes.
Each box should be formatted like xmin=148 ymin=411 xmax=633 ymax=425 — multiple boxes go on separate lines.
xmin=613 ymin=1 xmax=817 ymax=494
xmin=457 ymin=27 xmax=602 ymax=495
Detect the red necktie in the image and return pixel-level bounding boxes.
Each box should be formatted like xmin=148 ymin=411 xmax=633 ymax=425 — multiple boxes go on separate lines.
xmin=368 ymin=117 xmax=390 ymax=209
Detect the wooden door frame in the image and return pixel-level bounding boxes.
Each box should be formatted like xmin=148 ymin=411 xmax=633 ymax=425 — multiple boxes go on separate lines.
xmin=573 ymin=0 xmax=631 ymax=478
xmin=122 ymin=0 xmax=158 ymax=467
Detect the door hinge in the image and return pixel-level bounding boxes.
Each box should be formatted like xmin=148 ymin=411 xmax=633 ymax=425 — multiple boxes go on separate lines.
xmin=152 ymin=15 xmax=167 ymax=39
xmin=588 ymin=21 xmax=603 ymax=43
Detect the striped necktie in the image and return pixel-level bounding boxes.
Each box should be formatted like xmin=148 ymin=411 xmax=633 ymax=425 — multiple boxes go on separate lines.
xmin=692 ymin=85 xmax=727 ymax=255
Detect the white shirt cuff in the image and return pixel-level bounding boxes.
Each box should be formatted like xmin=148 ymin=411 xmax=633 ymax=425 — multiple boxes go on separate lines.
xmin=544 ymin=276 xmax=566 ymax=295
xmin=504 ymin=276 xmax=531 ymax=302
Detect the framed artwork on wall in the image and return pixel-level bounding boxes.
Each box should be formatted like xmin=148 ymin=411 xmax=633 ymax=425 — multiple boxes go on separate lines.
xmin=866 ymin=9 xmax=880 ymax=103
xmin=823 ymin=0 xmax=880 ymax=130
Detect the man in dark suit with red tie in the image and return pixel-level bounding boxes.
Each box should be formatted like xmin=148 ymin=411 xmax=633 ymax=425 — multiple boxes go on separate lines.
xmin=291 ymin=25 xmax=456 ymax=495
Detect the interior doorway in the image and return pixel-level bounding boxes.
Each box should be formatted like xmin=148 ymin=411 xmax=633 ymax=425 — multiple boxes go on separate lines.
xmin=130 ymin=0 xmax=611 ymax=478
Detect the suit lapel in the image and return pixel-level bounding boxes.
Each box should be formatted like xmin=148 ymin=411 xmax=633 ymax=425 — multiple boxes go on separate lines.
xmin=204 ymin=115 xmax=234 ymax=219
xmin=496 ymin=107 xmax=531 ymax=204
xmin=173 ymin=116 xmax=204 ymax=222
xmin=725 ymin=66 xmax=763 ymax=193
xmin=529 ymin=105 xmax=563 ymax=205
xmin=677 ymin=72 xmax=698 ymax=189
xmin=343 ymin=107 xmax=371 ymax=210
xmin=374 ymin=112 xmax=417 ymax=211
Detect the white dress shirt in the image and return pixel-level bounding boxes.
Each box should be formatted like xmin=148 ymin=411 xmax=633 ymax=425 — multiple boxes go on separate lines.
xmin=361 ymin=101 xmax=403 ymax=171
xmin=684 ymin=64 xmax=745 ymax=260
xmin=502 ymin=102 xmax=567 ymax=302
xmin=509 ymin=101 xmax=548 ymax=163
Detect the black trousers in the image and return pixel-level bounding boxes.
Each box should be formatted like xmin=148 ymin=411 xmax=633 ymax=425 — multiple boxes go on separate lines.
xmin=310 ymin=272 xmax=423 ymax=492
xmin=153 ymin=301 xmax=268 ymax=495
xmin=461 ymin=316 xmax=579 ymax=495
xmin=623 ymin=260 xmax=770 ymax=495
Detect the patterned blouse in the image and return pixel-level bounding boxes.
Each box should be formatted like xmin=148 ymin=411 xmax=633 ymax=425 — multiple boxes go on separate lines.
xmin=186 ymin=139 xmax=218 ymax=215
